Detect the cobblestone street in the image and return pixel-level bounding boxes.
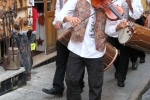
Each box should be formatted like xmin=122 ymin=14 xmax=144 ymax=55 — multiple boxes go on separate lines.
xmin=1 ymin=53 xmax=150 ymax=100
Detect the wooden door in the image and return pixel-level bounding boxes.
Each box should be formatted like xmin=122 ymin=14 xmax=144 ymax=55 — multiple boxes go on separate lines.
xmin=44 ymin=0 xmax=57 ymax=54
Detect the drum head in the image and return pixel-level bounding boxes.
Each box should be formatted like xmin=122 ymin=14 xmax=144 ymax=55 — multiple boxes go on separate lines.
xmin=118 ymin=28 xmax=132 ymax=44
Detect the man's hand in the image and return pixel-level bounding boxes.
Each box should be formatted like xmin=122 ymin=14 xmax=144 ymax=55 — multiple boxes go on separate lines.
xmin=64 ymin=16 xmax=81 ymax=27
xmin=116 ymin=19 xmax=128 ymax=31
xmin=55 ymin=21 xmax=62 ymax=30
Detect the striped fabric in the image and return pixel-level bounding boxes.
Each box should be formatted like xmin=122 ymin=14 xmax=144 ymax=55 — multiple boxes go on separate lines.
xmin=121 ymin=0 xmax=129 ymax=20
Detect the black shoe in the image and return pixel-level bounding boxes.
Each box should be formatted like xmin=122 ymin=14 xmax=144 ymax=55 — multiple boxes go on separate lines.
xmin=117 ymin=80 xmax=125 ymax=87
xmin=140 ymin=58 xmax=145 ymax=63
xmin=42 ymin=87 xmax=63 ymax=96
xmin=80 ymin=88 xmax=83 ymax=93
xmin=132 ymin=62 xmax=138 ymax=70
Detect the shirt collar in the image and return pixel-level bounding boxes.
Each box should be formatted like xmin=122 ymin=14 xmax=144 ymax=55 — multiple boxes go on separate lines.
xmin=87 ymin=0 xmax=91 ymax=5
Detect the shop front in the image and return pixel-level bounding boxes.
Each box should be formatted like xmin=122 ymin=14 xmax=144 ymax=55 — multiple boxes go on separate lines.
xmin=32 ymin=0 xmax=57 ymax=67
xmin=0 ymin=0 xmax=57 ymax=95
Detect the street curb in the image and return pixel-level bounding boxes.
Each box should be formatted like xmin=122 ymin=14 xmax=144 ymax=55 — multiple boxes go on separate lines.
xmin=128 ymin=76 xmax=150 ymax=100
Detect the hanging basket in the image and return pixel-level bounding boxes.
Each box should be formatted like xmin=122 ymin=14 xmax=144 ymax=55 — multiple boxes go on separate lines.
xmin=38 ymin=14 xmax=45 ymax=26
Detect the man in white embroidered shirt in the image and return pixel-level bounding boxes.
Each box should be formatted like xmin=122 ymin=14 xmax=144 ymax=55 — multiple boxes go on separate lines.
xmin=55 ymin=0 xmax=109 ymax=100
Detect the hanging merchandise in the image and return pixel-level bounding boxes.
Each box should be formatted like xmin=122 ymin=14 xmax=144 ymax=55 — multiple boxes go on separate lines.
xmin=38 ymin=13 xmax=45 ymax=26
xmin=32 ymin=7 xmax=38 ymax=30
xmin=27 ymin=0 xmax=34 ymax=6
xmin=36 ymin=23 xmax=44 ymax=45
xmin=0 ymin=23 xmax=3 ymax=40
xmin=19 ymin=0 xmax=23 ymax=7
xmin=1 ymin=1 xmax=20 ymax=70
xmin=24 ymin=18 xmax=28 ymax=26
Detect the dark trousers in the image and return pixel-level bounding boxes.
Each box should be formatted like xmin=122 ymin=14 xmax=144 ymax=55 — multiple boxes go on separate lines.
xmin=130 ymin=48 xmax=139 ymax=62
xmin=138 ymin=50 xmax=145 ymax=59
xmin=134 ymin=16 xmax=146 ymax=60
xmin=107 ymin=36 xmax=131 ymax=81
xmin=66 ymin=52 xmax=104 ymax=100
xmin=53 ymin=40 xmax=85 ymax=91
xmin=125 ymin=48 xmax=145 ymax=63
xmin=130 ymin=48 xmax=145 ymax=62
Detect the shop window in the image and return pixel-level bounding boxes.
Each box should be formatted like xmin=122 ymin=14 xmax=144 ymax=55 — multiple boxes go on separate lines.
xmin=47 ymin=0 xmax=52 ymax=11
xmin=34 ymin=0 xmax=52 ymax=12
xmin=34 ymin=3 xmax=44 ymax=13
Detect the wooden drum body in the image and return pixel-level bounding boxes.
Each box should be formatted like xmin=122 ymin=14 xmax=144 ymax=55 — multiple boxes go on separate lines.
xmin=104 ymin=42 xmax=118 ymax=71
xmin=119 ymin=23 xmax=150 ymax=52
xmin=58 ymin=23 xmax=118 ymax=71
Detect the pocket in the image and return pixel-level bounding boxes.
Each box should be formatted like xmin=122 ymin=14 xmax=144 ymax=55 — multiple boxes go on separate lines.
xmin=96 ymin=66 xmax=104 ymax=86
xmin=96 ymin=57 xmax=104 ymax=77
xmin=96 ymin=68 xmax=103 ymax=78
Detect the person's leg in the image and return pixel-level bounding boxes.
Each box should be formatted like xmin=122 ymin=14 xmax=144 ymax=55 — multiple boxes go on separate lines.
xmin=79 ymin=68 xmax=85 ymax=92
xmin=108 ymin=36 xmax=129 ymax=87
xmin=66 ymin=52 xmax=85 ymax=100
xmin=116 ymin=45 xmax=131 ymax=87
xmin=134 ymin=16 xmax=146 ymax=63
xmin=130 ymin=48 xmax=138 ymax=70
xmin=85 ymin=57 xmax=104 ymax=100
xmin=107 ymin=36 xmax=120 ymax=76
xmin=138 ymin=50 xmax=145 ymax=63
xmin=42 ymin=40 xmax=69 ymax=96
xmin=53 ymin=40 xmax=69 ymax=90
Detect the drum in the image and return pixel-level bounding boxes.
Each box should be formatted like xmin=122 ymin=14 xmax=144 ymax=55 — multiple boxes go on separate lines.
xmin=118 ymin=23 xmax=150 ymax=52
xmin=103 ymin=42 xmax=118 ymax=71
xmin=58 ymin=24 xmax=118 ymax=71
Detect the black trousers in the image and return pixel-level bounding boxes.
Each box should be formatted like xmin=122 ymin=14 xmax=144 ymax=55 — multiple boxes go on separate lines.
xmin=130 ymin=49 xmax=146 ymax=62
xmin=134 ymin=16 xmax=146 ymax=60
xmin=107 ymin=36 xmax=133 ymax=81
xmin=138 ymin=50 xmax=145 ymax=59
xmin=66 ymin=52 xmax=104 ymax=100
xmin=130 ymin=48 xmax=139 ymax=63
xmin=53 ymin=40 xmax=85 ymax=91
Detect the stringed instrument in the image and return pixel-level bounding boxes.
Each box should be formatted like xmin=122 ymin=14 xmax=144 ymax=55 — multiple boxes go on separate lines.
xmin=91 ymin=0 xmax=123 ymax=20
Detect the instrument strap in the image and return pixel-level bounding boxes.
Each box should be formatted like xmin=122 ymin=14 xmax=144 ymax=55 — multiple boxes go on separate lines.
xmin=144 ymin=15 xmax=149 ymax=27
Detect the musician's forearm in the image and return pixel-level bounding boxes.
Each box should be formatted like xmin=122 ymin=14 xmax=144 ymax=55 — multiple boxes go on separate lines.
xmin=116 ymin=25 xmax=124 ymax=32
xmin=63 ymin=16 xmax=81 ymax=27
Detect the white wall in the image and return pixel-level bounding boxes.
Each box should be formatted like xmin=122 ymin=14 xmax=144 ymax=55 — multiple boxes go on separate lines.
xmin=35 ymin=13 xmax=45 ymax=51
